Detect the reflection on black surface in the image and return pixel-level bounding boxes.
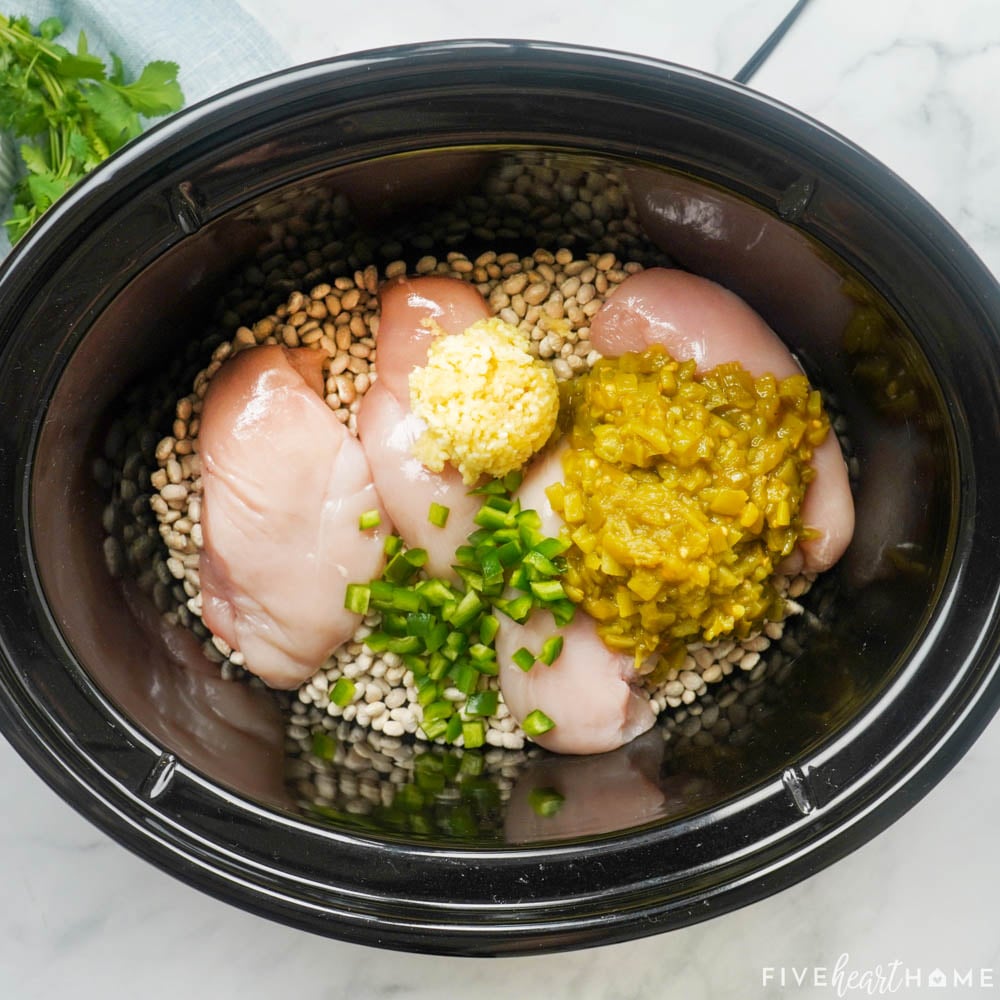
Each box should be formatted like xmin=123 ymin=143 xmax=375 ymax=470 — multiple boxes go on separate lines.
xmin=504 ymin=729 xmax=675 ymax=844
xmin=282 ymin=582 xmax=854 ymax=845
xmin=119 ymin=583 xmax=291 ymax=810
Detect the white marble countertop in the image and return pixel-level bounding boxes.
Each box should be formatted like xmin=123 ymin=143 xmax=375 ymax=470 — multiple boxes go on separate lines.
xmin=4 ymin=0 xmax=1000 ymax=996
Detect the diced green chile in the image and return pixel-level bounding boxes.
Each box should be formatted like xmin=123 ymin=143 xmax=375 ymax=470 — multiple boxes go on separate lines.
xmin=346 ymin=476 xmax=576 ymax=747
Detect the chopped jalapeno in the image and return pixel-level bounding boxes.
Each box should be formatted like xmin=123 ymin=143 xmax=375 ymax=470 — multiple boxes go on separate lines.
xmin=523 ymin=709 xmax=556 ymax=737
xmin=358 ymin=509 xmax=381 ymax=531
xmin=428 ymin=502 xmax=450 ymax=528
xmin=329 ymin=678 xmax=356 ymax=708
xmin=512 ymin=647 xmax=536 ymax=672
xmin=343 ymin=583 xmax=370 ymax=615
xmin=539 ymin=634 xmax=564 ymax=666
xmin=346 ymin=476 xmax=576 ymax=747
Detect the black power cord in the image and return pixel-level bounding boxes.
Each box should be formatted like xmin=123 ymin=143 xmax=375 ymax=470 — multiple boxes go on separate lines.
xmin=732 ymin=0 xmax=815 ymax=84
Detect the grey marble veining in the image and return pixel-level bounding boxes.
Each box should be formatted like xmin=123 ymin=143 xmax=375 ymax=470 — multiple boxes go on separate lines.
xmin=753 ymin=0 xmax=1000 ymax=274
xmin=3 ymin=1 xmax=1000 ymax=997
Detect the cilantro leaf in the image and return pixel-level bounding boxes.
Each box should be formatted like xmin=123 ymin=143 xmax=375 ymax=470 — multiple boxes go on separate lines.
xmin=66 ymin=130 xmax=90 ymax=164
xmin=112 ymin=61 xmax=183 ymax=117
xmin=54 ymin=52 xmax=107 ymax=80
xmin=109 ymin=52 xmax=126 ymax=87
xmin=85 ymin=81 xmax=141 ymax=151
xmin=0 ymin=88 xmax=48 ymax=136
xmin=54 ymin=30 xmax=106 ymax=80
xmin=19 ymin=142 xmax=48 ymax=175
xmin=26 ymin=172 xmax=70 ymax=212
xmin=37 ymin=17 xmax=62 ymax=41
xmin=4 ymin=202 xmax=35 ymax=244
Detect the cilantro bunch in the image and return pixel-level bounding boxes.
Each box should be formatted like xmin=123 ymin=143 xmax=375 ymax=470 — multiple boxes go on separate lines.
xmin=0 ymin=14 xmax=184 ymax=244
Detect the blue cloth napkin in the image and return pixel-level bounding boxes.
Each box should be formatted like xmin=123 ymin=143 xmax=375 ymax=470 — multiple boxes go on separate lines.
xmin=0 ymin=0 xmax=290 ymax=255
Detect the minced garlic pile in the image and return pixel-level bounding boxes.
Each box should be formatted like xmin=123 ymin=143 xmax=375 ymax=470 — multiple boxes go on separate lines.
xmin=409 ymin=317 xmax=559 ymax=484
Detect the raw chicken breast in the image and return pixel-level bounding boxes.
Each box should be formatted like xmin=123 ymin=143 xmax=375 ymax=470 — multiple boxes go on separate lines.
xmin=777 ymin=426 xmax=855 ymax=576
xmin=497 ymin=608 xmax=657 ymax=756
xmin=357 ymin=275 xmax=491 ymax=578
xmin=199 ymin=345 xmax=391 ymax=689
xmin=591 ymin=267 xmax=799 ymax=373
xmin=624 ymin=167 xmax=856 ymax=353
xmin=356 ymin=381 xmax=482 ymax=579
xmin=496 ymin=443 xmax=656 ymax=755
xmin=591 ymin=267 xmax=854 ymax=574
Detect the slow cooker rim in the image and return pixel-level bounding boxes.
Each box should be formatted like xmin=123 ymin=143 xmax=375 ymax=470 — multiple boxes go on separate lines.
xmin=0 ymin=40 xmax=998 ymax=955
